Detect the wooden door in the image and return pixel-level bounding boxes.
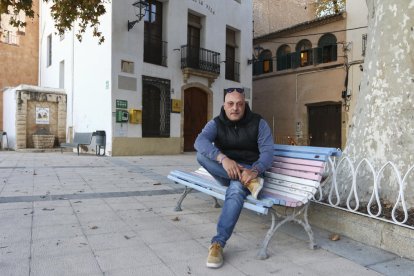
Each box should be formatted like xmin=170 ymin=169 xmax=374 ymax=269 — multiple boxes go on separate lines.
xmin=184 ymin=88 xmax=207 ymax=151
xmin=308 ymin=104 xmax=341 ymax=149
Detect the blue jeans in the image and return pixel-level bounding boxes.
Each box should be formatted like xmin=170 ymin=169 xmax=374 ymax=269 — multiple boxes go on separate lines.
xmin=197 ymin=152 xmax=249 ymax=248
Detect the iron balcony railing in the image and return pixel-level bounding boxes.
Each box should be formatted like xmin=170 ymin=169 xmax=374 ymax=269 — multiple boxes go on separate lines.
xmin=144 ymin=34 xmax=168 ymax=67
xmin=225 ymin=58 xmax=240 ymax=82
xmin=181 ymin=45 xmax=220 ymax=74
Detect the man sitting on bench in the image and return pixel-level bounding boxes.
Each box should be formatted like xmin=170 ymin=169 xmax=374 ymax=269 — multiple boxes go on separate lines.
xmin=194 ymin=87 xmax=274 ymax=268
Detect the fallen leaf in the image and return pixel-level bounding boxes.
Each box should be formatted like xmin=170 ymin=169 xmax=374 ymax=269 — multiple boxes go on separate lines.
xmin=329 ymin=233 xmax=340 ymax=241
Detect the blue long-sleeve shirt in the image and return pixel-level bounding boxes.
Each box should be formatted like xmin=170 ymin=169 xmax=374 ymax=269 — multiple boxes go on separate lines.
xmin=194 ymin=118 xmax=274 ymax=174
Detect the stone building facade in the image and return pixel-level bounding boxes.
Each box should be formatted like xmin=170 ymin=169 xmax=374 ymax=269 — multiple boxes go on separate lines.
xmin=0 ymin=0 xmax=39 ymax=129
xmin=253 ymin=0 xmax=316 ymax=37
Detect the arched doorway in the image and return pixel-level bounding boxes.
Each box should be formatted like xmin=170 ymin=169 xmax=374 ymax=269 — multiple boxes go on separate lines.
xmin=184 ymin=87 xmax=207 ymax=151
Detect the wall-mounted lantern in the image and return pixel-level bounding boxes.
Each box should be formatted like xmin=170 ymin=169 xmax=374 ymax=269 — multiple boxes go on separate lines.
xmin=248 ymin=45 xmax=264 ymax=65
xmin=127 ymin=0 xmax=148 ymax=31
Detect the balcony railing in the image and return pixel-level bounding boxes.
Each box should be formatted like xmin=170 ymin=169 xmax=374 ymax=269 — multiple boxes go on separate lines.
xmin=144 ymin=34 xmax=167 ymax=67
xmin=253 ymin=44 xmax=338 ymax=76
xmin=181 ymin=45 xmax=220 ymax=74
xmin=225 ymin=58 xmax=240 ymax=82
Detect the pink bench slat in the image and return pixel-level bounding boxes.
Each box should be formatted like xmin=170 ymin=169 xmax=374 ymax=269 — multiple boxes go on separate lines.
xmin=272 ymin=161 xmax=325 ymax=174
xmin=269 ymin=167 xmax=322 ymax=181
xmin=273 ymin=156 xmax=325 ymax=167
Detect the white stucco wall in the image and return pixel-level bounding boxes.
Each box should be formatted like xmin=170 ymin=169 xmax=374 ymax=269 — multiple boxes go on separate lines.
xmin=39 ymin=1 xmax=113 ymax=149
xmin=2 ymin=88 xmax=17 ymax=149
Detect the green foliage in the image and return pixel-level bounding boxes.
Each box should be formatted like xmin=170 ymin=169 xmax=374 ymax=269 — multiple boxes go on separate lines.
xmin=315 ymin=0 xmax=346 ymax=17
xmin=0 ymin=0 xmax=107 ymax=44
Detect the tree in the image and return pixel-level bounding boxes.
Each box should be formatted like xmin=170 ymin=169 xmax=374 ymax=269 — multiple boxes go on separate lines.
xmin=0 ymin=0 xmax=107 ymax=43
xmin=315 ymin=0 xmax=346 ymax=17
xmin=343 ymin=0 xmax=414 ymax=211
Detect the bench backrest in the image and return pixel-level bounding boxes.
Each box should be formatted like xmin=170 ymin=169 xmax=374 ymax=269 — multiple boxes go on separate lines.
xmin=261 ymin=145 xmax=341 ymax=207
xmin=73 ymin=132 xmax=93 ymax=144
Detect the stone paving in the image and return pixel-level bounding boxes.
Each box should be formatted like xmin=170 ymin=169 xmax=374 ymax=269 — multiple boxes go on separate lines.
xmin=0 ymin=151 xmax=413 ymax=275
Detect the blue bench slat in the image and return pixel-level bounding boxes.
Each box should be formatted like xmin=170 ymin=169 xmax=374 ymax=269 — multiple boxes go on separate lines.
xmin=169 ymin=170 xmax=274 ymax=208
xmin=274 ymin=150 xmax=331 ymax=161
xmin=274 ymin=144 xmax=342 ymax=157
xmin=168 ymin=174 xmax=270 ymax=214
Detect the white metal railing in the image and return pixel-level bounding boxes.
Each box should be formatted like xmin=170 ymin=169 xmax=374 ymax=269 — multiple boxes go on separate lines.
xmin=313 ymin=154 xmax=414 ymax=230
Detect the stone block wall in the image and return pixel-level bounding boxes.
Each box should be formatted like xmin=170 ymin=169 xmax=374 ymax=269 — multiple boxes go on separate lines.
xmin=15 ymin=90 xmax=66 ymax=149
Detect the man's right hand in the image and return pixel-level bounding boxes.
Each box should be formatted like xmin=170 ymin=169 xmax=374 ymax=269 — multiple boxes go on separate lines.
xmin=222 ymin=158 xmax=241 ymax=180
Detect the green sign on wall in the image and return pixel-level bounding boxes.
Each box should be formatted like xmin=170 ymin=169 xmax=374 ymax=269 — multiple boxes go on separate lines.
xmin=116 ymin=99 xmax=128 ymax=109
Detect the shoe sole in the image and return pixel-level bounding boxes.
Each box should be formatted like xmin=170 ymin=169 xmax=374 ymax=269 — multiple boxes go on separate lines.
xmin=251 ymin=178 xmax=264 ymax=199
xmin=206 ymin=261 xmax=223 ymax=268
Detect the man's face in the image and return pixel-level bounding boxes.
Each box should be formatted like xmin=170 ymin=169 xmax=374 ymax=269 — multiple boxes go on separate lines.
xmin=223 ymin=91 xmax=246 ymax=122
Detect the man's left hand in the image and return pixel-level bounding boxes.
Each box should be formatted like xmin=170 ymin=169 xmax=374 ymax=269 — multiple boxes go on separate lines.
xmin=240 ymin=168 xmax=258 ymax=186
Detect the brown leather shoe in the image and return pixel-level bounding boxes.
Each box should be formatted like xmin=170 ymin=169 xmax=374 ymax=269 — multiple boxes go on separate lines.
xmin=206 ymin=242 xmax=223 ymax=268
xmin=245 ymin=177 xmax=264 ymax=199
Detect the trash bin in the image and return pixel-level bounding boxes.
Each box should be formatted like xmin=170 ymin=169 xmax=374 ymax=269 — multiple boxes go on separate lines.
xmin=94 ymin=130 xmax=106 ymax=156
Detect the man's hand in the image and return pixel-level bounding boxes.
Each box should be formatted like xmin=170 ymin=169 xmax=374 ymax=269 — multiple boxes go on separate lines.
xmin=240 ymin=168 xmax=259 ymax=186
xmin=222 ymin=158 xmax=242 ymax=180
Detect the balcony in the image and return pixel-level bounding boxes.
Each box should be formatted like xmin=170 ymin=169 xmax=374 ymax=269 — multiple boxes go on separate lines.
xmin=180 ymin=45 xmax=220 ymax=87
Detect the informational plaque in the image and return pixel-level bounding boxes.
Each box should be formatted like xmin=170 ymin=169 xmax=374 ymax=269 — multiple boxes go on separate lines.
xmin=36 ymin=107 xmax=50 ymax=124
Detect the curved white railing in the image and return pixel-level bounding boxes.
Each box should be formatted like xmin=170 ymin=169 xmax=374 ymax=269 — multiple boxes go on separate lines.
xmin=314 ymin=154 xmax=414 ymax=229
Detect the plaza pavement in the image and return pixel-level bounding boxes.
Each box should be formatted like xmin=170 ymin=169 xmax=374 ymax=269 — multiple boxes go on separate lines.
xmin=0 ymin=150 xmax=413 ymax=276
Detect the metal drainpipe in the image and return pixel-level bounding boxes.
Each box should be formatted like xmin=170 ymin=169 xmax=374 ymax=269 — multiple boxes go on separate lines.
xmin=71 ymin=27 xmax=75 ymax=134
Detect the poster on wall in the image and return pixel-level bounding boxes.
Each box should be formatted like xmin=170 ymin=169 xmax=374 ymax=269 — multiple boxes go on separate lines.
xmin=36 ymin=107 xmax=50 ymax=124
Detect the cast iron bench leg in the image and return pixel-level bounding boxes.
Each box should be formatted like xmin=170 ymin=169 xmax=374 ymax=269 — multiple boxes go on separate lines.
xmin=174 ymin=186 xmax=193 ymax=211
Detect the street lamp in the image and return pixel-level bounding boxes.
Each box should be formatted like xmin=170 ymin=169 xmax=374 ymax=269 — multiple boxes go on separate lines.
xmin=248 ymin=45 xmax=263 ymax=65
xmin=127 ymin=0 xmax=148 ymax=31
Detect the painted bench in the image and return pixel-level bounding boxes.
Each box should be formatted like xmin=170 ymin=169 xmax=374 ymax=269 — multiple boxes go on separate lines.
xmin=60 ymin=132 xmax=94 ymax=155
xmin=168 ymin=144 xmax=341 ymax=259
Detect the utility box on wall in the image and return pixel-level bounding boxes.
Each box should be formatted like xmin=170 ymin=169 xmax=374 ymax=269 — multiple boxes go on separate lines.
xmin=115 ymin=109 xmax=129 ymax=123
xmin=129 ymin=109 xmax=142 ymax=124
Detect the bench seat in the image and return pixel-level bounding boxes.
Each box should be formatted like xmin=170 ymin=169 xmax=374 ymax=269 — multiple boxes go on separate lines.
xmin=168 ymin=144 xmax=341 ymax=259
xmin=60 ymin=132 xmax=94 ymax=155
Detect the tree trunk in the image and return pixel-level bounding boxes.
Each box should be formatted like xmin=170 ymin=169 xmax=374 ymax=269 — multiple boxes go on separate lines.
xmin=344 ymin=0 xmax=414 ymax=204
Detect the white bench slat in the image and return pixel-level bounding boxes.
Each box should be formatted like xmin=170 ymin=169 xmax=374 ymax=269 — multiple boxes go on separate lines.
xmin=263 ymin=184 xmax=313 ymax=201
xmin=264 ymin=171 xmax=320 ymax=187
xmin=263 ymin=185 xmax=313 ymax=202
xmin=264 ymin=179 xmax=317 ymax=194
